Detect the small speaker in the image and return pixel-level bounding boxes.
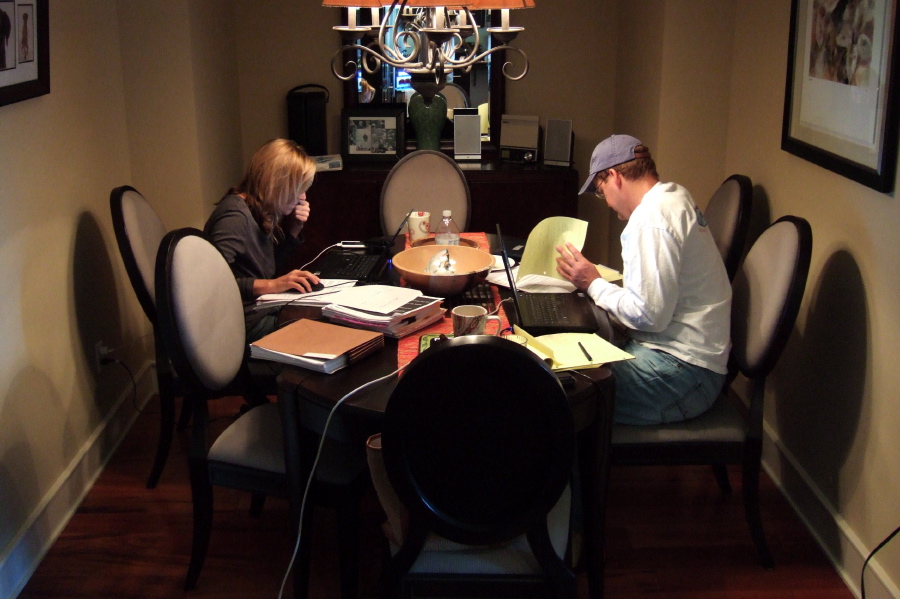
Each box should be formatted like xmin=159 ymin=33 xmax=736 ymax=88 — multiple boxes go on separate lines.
xmin=543 ymin=119 xmax=574 ymax=167
xmin=454 ymin=114 xmax=482 ymax=161
xmin=500 ymin=114 xmax=540 ymax=162
xmin=286 ymin=84 xmax=329 ymax=156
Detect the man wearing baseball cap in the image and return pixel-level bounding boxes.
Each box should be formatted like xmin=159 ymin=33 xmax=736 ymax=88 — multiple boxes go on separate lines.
xmin=556 ymin=134 xmax=732 ymax=426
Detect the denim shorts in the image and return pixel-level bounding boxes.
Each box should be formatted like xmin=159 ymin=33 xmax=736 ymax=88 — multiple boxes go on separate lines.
xmin=609 ymin=340 xmax=725 ymax=425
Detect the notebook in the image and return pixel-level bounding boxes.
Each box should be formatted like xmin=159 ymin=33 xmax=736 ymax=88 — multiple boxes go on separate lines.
xmin=313 ymin=210 xmax=412 ymax=281
xmin=496 ymin=224 xmax=600 ymax=337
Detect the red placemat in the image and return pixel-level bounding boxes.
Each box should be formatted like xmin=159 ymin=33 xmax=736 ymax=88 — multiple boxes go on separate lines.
xmin=396 ymin=283 xmax=510 ymax=369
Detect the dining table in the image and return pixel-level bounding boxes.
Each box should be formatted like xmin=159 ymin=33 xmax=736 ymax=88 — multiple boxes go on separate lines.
xmin=274 ymin=231 xmax=616 ymax=598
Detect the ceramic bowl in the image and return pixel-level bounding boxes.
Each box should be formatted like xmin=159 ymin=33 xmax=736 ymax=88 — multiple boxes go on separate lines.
xmin=392 ymin=245 xmax=495 ymax=297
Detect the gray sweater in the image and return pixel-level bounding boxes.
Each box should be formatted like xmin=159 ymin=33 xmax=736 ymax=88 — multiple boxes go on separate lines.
xmin=204 ymin=194 xmax=303 ymax=328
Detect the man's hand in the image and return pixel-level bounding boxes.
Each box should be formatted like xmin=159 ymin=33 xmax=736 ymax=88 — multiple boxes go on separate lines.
xmin=556 ymin=242 xmax=600 ymax=292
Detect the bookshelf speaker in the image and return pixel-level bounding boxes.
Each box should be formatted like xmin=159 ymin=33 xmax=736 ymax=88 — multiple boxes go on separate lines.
xmin=543 ymin=119 xmax=573 ymax=167
xmin=454 ymin=114 xmax=482 ymax=161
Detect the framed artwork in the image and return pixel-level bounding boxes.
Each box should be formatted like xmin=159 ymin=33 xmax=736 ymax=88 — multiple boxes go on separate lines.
xmin=341 ymin=104 xmax=406 ymax=163
xmin=0 ymin=0 xmax=48 ymax=107
xmin=782 ymin=0 xmax=900 ymax=192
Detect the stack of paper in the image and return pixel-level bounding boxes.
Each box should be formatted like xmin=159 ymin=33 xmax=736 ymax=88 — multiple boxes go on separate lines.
xmin=487 ymin=216 xmax=622 ymax=291
xmin=249 ymin=319 xmax=384 ymax=374
xmin=254 ymin=280 xmax=357 ymax=310
xmin=513 ymin=325 xmax=634 ymax=372
xmin=323 ymin=294 xmax=445 ymax=338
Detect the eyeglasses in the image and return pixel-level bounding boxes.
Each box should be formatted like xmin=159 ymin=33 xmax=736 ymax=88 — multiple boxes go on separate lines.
xmin=593 ymin=171 xmax=609 ymax=200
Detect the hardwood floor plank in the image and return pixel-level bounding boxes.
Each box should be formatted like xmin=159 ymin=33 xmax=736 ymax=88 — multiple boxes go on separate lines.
xmin=19 ymin=395 xmax=853 ymax=599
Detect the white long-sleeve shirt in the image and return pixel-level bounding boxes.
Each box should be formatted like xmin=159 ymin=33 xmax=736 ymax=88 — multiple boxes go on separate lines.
xmin=587 ymin=182 xmax=731 ymax=374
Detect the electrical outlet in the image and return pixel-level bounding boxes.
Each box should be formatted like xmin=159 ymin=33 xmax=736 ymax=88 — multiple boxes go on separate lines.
xmin=94 ymin=341 xmax=112 ymax=370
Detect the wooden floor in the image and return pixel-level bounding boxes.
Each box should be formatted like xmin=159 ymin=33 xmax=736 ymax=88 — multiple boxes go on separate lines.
xmin=20 ymin=395 xmax=854 ymax=599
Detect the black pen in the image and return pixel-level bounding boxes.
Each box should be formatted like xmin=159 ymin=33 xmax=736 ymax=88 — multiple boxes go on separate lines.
xmin=578 ymin=341 xmax=593 ymax=362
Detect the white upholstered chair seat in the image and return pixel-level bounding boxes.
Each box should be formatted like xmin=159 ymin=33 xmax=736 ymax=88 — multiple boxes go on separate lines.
xmin=209 ymin=404 xmax=285 ymax=473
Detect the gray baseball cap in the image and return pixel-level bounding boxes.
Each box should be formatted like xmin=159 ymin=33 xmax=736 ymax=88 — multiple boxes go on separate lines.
xmin=578 ymin=134 xmax=646 ymax=195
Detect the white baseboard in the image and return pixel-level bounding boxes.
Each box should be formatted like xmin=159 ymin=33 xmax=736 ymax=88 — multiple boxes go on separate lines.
xmin=0 ymin=361 xmax=155 ymax=599
xmin=762 ymin=420 xmax=900 ymax=599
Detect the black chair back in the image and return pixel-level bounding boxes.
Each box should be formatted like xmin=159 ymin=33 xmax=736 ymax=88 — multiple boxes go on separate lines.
xmin=154 ymin=228 xmax=245 ymax=395
xmin=381 ymin=335 xmax=576 ymax=596
xmin=380 ymin=150 xmax=471 ymax=236
xmin=705 ymin=174 xmax=753 ymax=281
xmin=732 ymin=215 xmax=812 ymax=380
xmin=110 ymin=185 xmax=168 ymax=322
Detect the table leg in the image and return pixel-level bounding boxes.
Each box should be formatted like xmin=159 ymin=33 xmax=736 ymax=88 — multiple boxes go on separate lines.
xmin=578 ymin=376 xmax=614 ymax=599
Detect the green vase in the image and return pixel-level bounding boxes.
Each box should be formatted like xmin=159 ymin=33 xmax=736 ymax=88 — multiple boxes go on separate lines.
xmin=408 ymin=92 xmax=447 ymax=151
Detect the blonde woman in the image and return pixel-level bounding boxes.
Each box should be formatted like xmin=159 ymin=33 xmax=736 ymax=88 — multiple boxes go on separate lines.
xmin=205 ymin=139 xmax=320 ymax=342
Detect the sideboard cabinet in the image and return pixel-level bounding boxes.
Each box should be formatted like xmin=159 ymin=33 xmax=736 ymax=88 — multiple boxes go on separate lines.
xmin=289 ymin=160 xmax=579 ymax=268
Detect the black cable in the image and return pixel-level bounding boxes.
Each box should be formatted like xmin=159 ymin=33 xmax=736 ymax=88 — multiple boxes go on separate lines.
xmin=102 ymin=358 xmax=140 ymax=413
xmin=861 ymin=524 xmax=900 ymax=598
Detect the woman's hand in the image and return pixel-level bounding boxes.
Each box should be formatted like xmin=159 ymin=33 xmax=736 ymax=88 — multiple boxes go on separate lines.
xmin=283 ymin=199 xmax=310 ymax=238
xmin=555 ymin=242 xmax=600 ymax=291
xmin=253 ymin=269 xmax=321 ymax=296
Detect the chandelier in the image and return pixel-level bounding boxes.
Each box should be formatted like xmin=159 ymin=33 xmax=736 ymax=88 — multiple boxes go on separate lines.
xmin=323 ymin=0 xmax=534 ymax=99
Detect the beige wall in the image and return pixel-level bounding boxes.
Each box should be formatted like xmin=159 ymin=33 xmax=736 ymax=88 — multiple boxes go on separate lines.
xmin=1 ymin=0 xmax=898 ymax=597
xmin=726 ymin=0 xmax=900 ymax=593
xmin=0 ymin=0 xmax=140 ymax=593
xmin=0 ymin=1 xmax=244 ymax=595
xmin=234 ymin=1 xmax=341 ymax=165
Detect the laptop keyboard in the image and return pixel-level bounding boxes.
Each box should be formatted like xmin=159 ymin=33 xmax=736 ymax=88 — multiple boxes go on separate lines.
xmin=442 ymin=282 xmax=496 ymax=312
xmin=315 ymin=252 xmax=381 ymax=280
xmin=524 ymin=294 xmax=563 ymax=324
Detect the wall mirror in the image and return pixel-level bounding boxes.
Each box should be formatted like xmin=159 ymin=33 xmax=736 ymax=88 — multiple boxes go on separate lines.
xmin=339 ymin=8 xmax=509 ymax=155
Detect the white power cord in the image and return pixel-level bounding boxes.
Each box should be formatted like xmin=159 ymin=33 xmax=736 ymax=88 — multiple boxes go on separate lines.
xmin=277 ymin=365 xmax=404 ymax=599
xmin=299 ymin=242 xmax=341 ymax=271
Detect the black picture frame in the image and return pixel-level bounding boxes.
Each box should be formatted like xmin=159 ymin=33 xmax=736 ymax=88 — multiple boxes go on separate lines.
xmin=341 ymin=104 xmax=406 ymax=163
xmin=0 ymin=0 xmax=49 ymax=108
xmin=782 ymin=0 xmax=900 ymax=193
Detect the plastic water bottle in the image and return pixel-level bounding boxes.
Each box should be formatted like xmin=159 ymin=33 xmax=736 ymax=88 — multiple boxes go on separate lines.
xmin=434 ymin=210 xmax=460 ymax=245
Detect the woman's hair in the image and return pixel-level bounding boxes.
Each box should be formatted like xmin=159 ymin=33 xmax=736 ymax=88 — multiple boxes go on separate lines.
xmin=612 ymin=145 xmax=659 ymax=181
xmin=229 ymin=139 xmax=316 ymax=238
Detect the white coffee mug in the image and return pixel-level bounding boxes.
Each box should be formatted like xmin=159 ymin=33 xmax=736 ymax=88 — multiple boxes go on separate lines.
xmin=451 ymin=305 xmax=502 ymax=337
xmin=407 ymin=211 xmax=431 ymax=243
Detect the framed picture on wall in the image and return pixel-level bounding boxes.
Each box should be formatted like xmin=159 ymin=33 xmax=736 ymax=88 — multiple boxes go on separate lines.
xmin=782 ymin=0 xmax=900 ymax=192
xmin=0 ymin=0 xmax=49 ymax=107
xmin=341 ymin=104 xmax=406 ymax=163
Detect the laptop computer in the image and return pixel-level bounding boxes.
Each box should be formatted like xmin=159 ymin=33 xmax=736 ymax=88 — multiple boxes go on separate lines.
xmin=313 ymin=210 xmax=412 ymax=282
xmin=496 ymin=224 xmax=600 ymax=337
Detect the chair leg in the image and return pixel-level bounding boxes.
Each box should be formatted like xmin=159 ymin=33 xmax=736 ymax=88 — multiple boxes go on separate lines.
xmin=712 ymin=463 xmax=732 ymax=495
xmin=184 ymin=458 xmax=214 ymax=590
xmin=146 ymin=390 xmax=176 ymax=489
xmin=176 ymin=398 xmax=193 ymax=431
xmin=336 ymin=501 xmax=361 ymax=599
xmin=742 ymin=444 xmax=774 ymax=569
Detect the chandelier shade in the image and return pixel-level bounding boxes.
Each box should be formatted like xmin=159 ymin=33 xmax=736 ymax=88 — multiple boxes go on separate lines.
xmin=469 ymin=0 xmax=534 ymax=7
xmin=321 ymin=0 xmax=384 ymax=6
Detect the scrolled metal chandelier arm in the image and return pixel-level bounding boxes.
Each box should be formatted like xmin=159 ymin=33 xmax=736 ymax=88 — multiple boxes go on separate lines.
xmin=327 ymin=2 xmax=531 ymax=90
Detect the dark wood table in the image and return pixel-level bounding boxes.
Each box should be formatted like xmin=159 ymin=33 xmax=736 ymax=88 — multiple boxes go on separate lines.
xmin=276 ymin=332 xmax=615 ymax=598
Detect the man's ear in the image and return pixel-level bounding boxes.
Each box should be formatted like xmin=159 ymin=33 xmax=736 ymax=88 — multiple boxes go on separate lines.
xmin=608 ymin=168 xmax=623 ymax=188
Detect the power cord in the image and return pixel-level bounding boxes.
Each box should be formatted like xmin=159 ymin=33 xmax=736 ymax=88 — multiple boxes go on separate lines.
xmin=861 ymin=524 xmax=900 ymax=598
xmin=99 ymin=357 xmax=140 ymax=413
xmin=300 ymin=242 xmax=341 ymax=271
xmin=277 ymin=365 xmax=404 ymax=599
